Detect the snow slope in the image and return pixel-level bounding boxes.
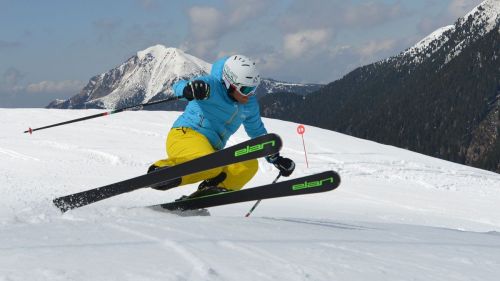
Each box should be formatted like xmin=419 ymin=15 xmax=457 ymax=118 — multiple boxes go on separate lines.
xmin=1 ymin=109 xmax=499 ymax=280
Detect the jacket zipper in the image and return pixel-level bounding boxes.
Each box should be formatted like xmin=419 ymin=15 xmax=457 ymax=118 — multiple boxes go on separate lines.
xmin=215 ymin=104 xmax=239 ymax=149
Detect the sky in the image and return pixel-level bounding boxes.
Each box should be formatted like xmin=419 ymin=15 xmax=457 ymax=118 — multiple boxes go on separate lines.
xmin=0 ymin=0 xmax=484 ymax=107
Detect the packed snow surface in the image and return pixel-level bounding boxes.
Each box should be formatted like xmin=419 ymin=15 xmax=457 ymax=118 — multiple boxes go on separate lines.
xmin=1 ymin=109 xmax=499 ymax=281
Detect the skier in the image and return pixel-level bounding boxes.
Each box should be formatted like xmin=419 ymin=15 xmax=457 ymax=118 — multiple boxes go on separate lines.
xmin=148 ymin=55 xmax=295 ymax=198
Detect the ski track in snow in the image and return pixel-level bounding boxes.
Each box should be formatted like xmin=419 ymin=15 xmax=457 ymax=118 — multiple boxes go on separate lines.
xmin=105 ymin=222 xmax=219 ymax=281
xmin=262 ymin=217 xmax=372 ymax=231
xmin=296 ymin=143 xmax=496 ymax=193
xmin=33 ymin=140 xmax=122 ymax=166
xmin=0 ymin=147 xmax=40 ymax=161
xmin=121 ymin=218 xmax=208 ymax=240
xmin=217 ymin=241 xmax=315 ymax=280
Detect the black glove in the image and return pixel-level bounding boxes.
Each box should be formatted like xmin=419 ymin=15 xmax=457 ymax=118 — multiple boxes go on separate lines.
xmin=183 ymin=80 xmax=210 ymax=101
xmin=266 ymin=153 xmax=295 ymax=177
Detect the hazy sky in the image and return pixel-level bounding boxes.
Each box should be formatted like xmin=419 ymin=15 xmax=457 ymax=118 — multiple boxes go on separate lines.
xmin=0 ymin=0 xmax=483 ymax=107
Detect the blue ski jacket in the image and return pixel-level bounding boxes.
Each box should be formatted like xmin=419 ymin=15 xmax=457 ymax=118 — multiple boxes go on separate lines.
xmin=171 ymin=57 xmax=267 ymax=150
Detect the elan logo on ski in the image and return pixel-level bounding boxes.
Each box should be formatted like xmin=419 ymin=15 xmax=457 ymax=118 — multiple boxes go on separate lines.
xmin=155 ymin=170 xmax=341 ymax=212
xmin=292 ymin=177 xmax=335 ymax=191
xmin=234 ymin=140 xmax=276 ymax=157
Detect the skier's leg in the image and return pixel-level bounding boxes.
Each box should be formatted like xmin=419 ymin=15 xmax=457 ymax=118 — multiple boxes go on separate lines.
xmin=219 ymin=158 xmax=259 ymax=190
xmin=150 ymin=128 xmax=223 ymax=187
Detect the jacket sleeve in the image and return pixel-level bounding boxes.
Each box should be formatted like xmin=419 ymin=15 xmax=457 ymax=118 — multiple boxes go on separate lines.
xmin=243 ymin=97 xmax=268 ymax=138
xmin=172 ymin=80 xmax=189 ymax=99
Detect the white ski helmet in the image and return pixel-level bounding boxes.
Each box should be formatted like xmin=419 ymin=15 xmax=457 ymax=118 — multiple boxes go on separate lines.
xmin=222 ymin=55 xmax=260 ymax=95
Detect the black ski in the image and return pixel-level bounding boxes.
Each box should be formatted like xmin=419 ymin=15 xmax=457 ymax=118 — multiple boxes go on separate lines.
xmin=155 ymin=170 xmax=341 ymax=211
xmin=53 ymin=133 xmax=283 ymax=212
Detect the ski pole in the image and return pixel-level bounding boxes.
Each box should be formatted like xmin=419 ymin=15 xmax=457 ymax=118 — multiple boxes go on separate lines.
xmin=245 ymin=172 xmax=282 ymax=217
xmin=23 ymin=96 xmax=179 ymax=134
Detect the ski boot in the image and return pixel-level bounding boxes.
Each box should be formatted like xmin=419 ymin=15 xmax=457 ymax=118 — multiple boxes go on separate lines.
xmin=147 ymin=164 xmax=182 ymax=191
xmin=173 ymin=172 xmax=229 ymax=216
xmin=180 ymin=171 xmax=228 ymax=199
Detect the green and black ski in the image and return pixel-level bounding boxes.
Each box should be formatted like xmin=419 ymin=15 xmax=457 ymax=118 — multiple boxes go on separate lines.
xmin=154 ymin=170 xmax=341 ymax=211
xmin=53 ymin=133 xmax=283 ymax=212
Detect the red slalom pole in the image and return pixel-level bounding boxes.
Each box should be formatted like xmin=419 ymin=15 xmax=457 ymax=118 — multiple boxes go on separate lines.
xmin=297 ymin=124 xmax=309 ymax=168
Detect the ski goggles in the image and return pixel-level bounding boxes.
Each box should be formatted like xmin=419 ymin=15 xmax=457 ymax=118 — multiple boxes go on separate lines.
xmin=229 ymin=83 xmax=257 ymax=96
xmin=222 ymin=75 xmax=257 ymax=96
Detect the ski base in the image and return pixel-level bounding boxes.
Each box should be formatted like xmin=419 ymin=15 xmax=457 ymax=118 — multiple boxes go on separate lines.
xmin=148 ymin=205 xmax=211 ymax=217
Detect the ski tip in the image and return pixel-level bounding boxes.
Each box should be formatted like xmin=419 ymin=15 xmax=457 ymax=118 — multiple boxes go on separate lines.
xmin=264 ymin=133 xmax=283 ymax=151
xmin=53 ymin=198 xmax=70 ymax=213
xmin=321 ymin=170 xmax=341 ymax=190
xmin=330 ymin=170 xmax=341 ymax=189
xmin=273 ymin=133 xmax=283 ymax=150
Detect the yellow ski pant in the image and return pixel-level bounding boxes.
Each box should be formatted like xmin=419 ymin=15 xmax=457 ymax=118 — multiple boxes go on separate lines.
xmin=153 ymin=128 xmax=258 ymax=191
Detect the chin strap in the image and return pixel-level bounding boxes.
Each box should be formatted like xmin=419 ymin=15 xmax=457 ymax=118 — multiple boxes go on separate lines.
xmin=222 ymin=78 xmax=238 ymax=102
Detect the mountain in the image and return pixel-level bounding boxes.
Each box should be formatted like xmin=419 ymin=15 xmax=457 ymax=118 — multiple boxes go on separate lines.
xmin=256 ymin=78 xmax=322 ymax=97
xmin=47 ymin=45 xmax=322 ymax=111
xmin=260 ymin=0 xmax=500 ymax=173
xmin=47 ymin=46 xmax=209 ymax=110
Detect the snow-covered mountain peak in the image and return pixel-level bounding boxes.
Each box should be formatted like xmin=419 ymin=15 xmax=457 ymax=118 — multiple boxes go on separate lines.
xmin=134 ymin=44 xmax=210 ymax=76
xmin=46 ymin=45 xmax=213 ymax=109
xmin=94 ymin=45 xmax=211 ymax=108
xmin=402 ymin=25 xmax=455 ymax=58
xmin=397 ymin=0 xmax=499 ymax=67
xmin=135 ymin=45 xmax=210 ymax=73
xmin=463 ymin=0 xmax=500 ymax=21
xmin=47 ymin=45 xmax=321 ymax=109
xmin=136 ymin=44 xmax=175 ymax=60
xmin=459 ymin=0 xmax=499 ymax=34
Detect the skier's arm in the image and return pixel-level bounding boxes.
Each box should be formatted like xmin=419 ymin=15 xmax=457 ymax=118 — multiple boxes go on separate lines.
xmin=242 ymin=97 xmax=267 ymax=138
xmin=244 ymin=97 xmax=295 ymax=177
xmin=173 ymin=80 xmax=188 ymax=98
xmin=243 ymin=102 xmax=295 ymax=177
